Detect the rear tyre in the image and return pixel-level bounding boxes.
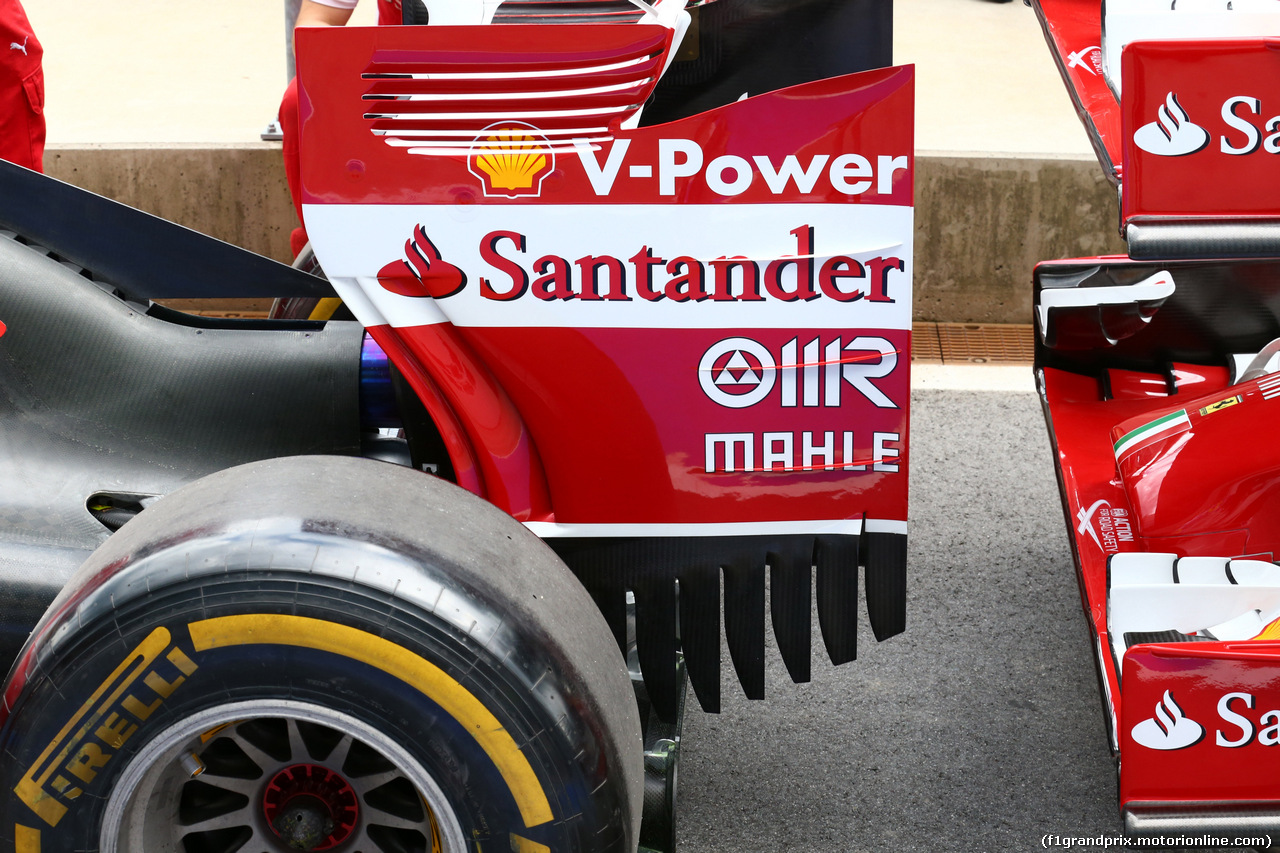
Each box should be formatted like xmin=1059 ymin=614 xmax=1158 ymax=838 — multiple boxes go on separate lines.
xmin=0 ymin=456 xmax=641 ymax=853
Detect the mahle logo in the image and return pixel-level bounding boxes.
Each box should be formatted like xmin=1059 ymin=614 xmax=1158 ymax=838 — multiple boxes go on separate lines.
xmin=468 ymin=122 xmax=555 ymax=199
xmin=1134 ymin=92 xmax=1209 ymax=157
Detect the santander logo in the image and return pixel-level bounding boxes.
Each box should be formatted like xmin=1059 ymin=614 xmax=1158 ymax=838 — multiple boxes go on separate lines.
xmin=376 ymin=225 xmax=467 ymax=299
xmin=1131 ymin=690 xmax=1204 ymax=750
xmin=373 ymin=223 xmax=906 ymax=307
xmin=1130 ymin=690 xmax=1280 ymax=751
xmin=1134 ymin=92 xmax=1210 ymax=157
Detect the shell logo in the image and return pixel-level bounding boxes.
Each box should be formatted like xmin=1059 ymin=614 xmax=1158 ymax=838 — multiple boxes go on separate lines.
xmin=467 ymin=122 xmax=555 ymax=199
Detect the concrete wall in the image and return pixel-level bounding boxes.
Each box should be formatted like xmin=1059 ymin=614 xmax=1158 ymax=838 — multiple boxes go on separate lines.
xmin=43 ymin=145 xmax=1129 ymax=325
xmin=915 ymin=154 xmax=1127 ymax=324
xmin=45 ymin=144 xmax=298 ymax=265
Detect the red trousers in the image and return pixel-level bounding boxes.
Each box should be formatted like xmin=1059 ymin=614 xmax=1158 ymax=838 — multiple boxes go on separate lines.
xmin=0 ymin=0 xmax=44 ymax=172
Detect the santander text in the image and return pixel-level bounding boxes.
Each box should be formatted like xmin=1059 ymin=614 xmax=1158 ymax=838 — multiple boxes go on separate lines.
xmin=1220 ymin=96 xmax=1280 ymax=155
xmin=1215 ymin=692 xmax=1280 ymax=747
xmin=477 ymin=225 xmax=905 ymax=305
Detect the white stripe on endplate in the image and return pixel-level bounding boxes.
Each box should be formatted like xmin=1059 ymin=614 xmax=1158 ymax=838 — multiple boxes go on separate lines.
xmin=523 ymin=518 xmax=865 ymax=538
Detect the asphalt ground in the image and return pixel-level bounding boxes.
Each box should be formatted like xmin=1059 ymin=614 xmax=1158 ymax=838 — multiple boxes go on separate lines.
xmin=676 ymin=381 xmax=1255 ymax=853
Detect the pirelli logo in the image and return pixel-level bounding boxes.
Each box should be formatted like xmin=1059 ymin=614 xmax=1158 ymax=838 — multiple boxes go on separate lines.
xmin=1200 ymin=395 xmax=1242 ymax=417
xmin=14 ymin=627 xmax=199 ymax=827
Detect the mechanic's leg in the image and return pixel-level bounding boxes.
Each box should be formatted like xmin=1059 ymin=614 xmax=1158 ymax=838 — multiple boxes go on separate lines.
xmin=0 ymin=4 xmax=44 ymax=172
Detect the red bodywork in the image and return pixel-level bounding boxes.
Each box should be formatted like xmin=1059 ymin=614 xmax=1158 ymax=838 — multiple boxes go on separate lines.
xmin=1033 ymin=0 xmax=1280 ymax=833
xmin=295 ymin=25 xmax=914 ymax=532
xmin=1032 ymin=0 xmax=1123 ymax=181
xmin=1121 ymin=40 xmax=1280 ymax=226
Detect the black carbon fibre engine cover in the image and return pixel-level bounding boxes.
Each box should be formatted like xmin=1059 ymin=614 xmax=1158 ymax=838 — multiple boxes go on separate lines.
xmin=0 ymin=233 xmax=364 ymax=674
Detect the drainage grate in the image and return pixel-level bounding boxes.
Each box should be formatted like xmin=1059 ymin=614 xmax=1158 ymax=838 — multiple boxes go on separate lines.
xmin=912 ymin=323 xmax=1033 ymax=365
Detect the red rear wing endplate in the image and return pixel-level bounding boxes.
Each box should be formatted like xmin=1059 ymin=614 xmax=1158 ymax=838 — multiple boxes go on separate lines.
xmin=296 ymin=25 xmax=914 ymax=717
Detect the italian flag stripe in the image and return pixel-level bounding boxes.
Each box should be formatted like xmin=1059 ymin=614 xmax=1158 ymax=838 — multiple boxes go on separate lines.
xmin=1114 ymin=409 xmax=1191 ymax=463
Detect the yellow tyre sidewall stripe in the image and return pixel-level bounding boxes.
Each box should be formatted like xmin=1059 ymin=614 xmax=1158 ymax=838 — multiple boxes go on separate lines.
xmin=14 ymin=825 xmax=39 ymax=853
xmin=188 ymin=613 xmax=553 ymax=829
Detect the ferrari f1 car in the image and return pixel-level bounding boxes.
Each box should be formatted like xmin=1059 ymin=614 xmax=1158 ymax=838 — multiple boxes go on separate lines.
xmin=0 ymin=1 xmax=911 ymax=850
xmin=1032 ymin=0 xmax=1280 ymax=839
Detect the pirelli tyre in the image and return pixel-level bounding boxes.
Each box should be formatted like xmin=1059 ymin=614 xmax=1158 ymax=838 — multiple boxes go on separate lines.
xmin=0 ymin=456 xmax=641 ymax=853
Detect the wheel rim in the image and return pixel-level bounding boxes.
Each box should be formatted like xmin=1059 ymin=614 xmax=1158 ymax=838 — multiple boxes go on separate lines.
xmin=261 ymin=763 xmax=360 ymax=849
xmin=100 ymin=699 xmax=466 ymax=853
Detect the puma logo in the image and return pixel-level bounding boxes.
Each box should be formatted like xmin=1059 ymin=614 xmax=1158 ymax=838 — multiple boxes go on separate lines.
xmin=9 ymin=36 xmax=28 ymax=55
